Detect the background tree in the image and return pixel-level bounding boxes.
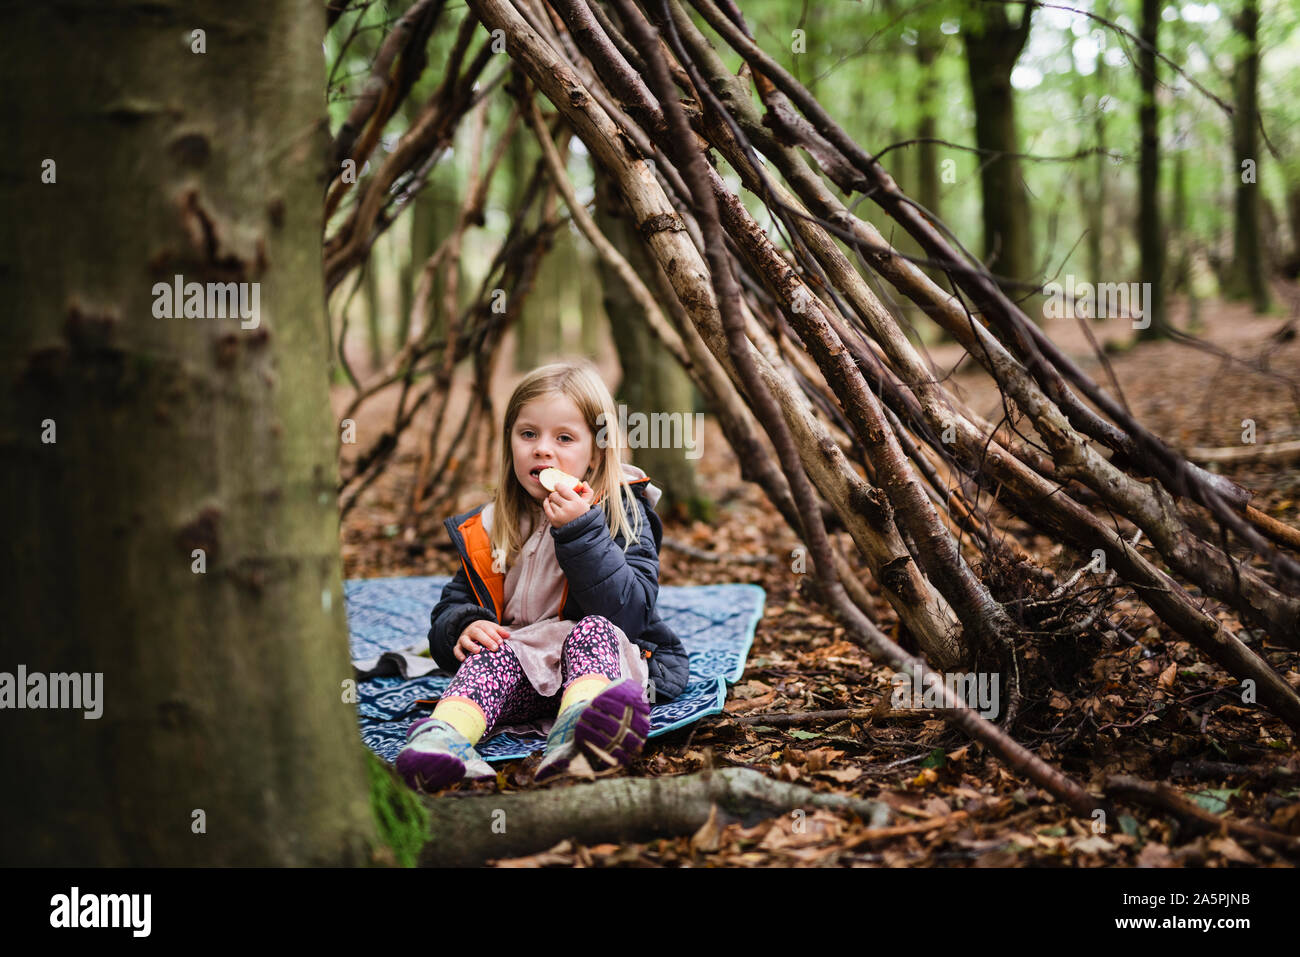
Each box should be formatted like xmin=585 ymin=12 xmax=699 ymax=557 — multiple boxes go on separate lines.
xmin=1073 ymin=10 xmax=1110 ymax=290
xmin=1136 ymin=0 xmax=1170 ymax=339
xmin=511 ymin=127 xmax=565 ymax=368
xmin=594 ymin=166 xmax=710 ymax=520
xmin=914 ymin=25 xmax=946 ymax=227
xmin=962 ymin=0 xmax=1037 ymax=295
xmin=1223 ymin=0 xmax=1272 ymax=312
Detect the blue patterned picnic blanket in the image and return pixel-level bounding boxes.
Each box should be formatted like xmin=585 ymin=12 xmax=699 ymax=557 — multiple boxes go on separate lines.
xmin=345 ymin=576 xmax=764 ymax=764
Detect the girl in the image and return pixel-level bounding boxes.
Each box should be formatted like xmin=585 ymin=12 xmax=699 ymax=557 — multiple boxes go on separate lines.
xmin=396 ymin=360 xmax=690 ymax=791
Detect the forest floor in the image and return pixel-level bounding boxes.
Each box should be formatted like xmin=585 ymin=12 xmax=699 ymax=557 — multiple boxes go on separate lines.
xmin=336 ymin=290 xmax=1300 ymax=867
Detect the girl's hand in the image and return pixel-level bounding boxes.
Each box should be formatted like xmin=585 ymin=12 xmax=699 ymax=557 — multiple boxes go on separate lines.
xmin=543 ymin=477 xmax=595 ymax=529
xmin=455 ymin=620 xmax=511 ymax=661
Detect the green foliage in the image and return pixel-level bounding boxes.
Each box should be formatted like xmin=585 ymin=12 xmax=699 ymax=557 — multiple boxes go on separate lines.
xmin=323 ymin=0 xmax=1300 ymax=338
xmin=731 ymin=0 xmax=1298 ymax=295
xmin=920 ymin=747 xmax=947 ymax=768
xmin=365 ymin=749 xmax=429 ymax=868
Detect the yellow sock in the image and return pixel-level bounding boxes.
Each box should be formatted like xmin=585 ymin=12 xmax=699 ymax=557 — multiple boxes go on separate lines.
xmin=559 ymin=674 xmax=612 ymax=714
xmin=431 ymin=696 xmax=488 ymax=745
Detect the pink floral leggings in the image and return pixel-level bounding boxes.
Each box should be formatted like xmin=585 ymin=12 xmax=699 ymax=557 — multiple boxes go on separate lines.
xmin=440 ymin=615 xmax=622 ymax=732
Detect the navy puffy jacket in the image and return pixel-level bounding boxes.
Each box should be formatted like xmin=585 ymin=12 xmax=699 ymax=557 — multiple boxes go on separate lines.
xmin=427 ymin=484 xmax=690 ymax=702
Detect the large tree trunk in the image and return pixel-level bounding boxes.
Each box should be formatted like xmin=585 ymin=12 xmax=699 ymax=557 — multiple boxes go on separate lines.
xmin=1137 ymin=0 xmax=1169 ymax=339
xmin=963 ymin=4 xmax=1035 ymax=298
xmin=1223 ymin=0 xmax=1271 ymax=312
xmin=593 ymin=165 xmax=709 ymax=521
xmin=0 ymin=0 xmax=376 ymax=864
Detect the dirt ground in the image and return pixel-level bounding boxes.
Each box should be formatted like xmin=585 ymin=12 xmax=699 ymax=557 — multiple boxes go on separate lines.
xmin=337 ymin=289 xmax=1300 ymax=868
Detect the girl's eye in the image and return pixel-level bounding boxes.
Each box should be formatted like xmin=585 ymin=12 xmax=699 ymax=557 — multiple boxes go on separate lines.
xmin=519 ymin=429 xmax=573 ymax=441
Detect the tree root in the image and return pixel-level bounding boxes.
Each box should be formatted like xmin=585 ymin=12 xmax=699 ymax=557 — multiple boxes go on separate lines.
xmin=417 ymin=766 xmax=892 ymax=866
xmin=1103 ymin=774 xmax=1300 ymax=853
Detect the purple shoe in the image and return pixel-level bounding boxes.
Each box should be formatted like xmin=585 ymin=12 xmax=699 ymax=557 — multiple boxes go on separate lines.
xmin=535 ymin=678 xmax=651 ymax=782
xmin=395 ymin=717 xmax=496 ymax=792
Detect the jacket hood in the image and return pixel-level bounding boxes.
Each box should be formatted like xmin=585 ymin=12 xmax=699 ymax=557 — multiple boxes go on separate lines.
xmin=619 ymin=462 xmax=662 ymax=511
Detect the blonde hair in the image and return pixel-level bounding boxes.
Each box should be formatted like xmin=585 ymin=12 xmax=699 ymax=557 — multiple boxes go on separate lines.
xmin=489 ymin=359 xmax=644 ymax=568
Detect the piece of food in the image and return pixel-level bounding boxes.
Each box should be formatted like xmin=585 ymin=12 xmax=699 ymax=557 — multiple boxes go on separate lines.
xmin=537 ymin=466 xmax=583 ymax=493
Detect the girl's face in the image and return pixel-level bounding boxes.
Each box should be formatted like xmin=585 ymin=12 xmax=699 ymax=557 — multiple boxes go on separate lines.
xmin=511 ymin=392 xmax=599 ymax=503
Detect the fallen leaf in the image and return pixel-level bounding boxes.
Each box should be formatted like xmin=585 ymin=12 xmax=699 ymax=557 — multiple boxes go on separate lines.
xmin=1270 ymin=802 xmax=1300 ymax=834
xmin=1072 ymin=835 xmax=1115 ymax=854
xmin=1208 ymin=837 xmax=1256 ymax=864
xmin=922 ymin=796 xmax=952 ymax=817
xmin=919 ymin=747 xmax=947 ymax=769
xmin=1189 ymin=788 xmax=1240 ymax=815
xmin=803 ymin=747 xmax=845 ymax=771
xmin=819 ymin=767 xmax=863 ymax=784
xmin=776 ymin=762 xmax=802 ymax=783
xmin=493 ymin=840 xmax=575 ymax=868
xmin=1158 ymin=663 xmax=1178 ymax=691
xmin=725 ymin=691 xmax=777 ymax=713
xmin=1135 ymin=842 xmax=1174 ymax=868
xmin=690 ymin=803 xmax=725 ymax=853
xmin=732 ymin=680 xmax=774 ymax=700
xmin=758 ymin=809 xmax=846 ymax=850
